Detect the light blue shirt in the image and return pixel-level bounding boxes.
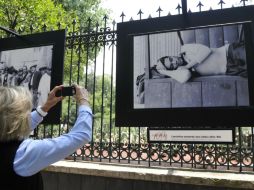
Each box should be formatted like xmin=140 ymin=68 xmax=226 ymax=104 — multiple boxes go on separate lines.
xmin=14 ymin=105 xmax=93 ymax=177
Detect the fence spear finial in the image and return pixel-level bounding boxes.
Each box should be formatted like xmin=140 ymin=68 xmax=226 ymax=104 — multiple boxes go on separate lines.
xmin=120 ymin=12 xmax=125 ymax=22
xmin=156 ymin=6 xmax=163 ymax=17
xmin=176 ymin=3 xmax=182 ymax=14
xmin=137 ymin=9 xmax=143 ymax=20
xmin=218 ymin=0 xmax=225 ymax=9
xmin=18 ymin=27 xmax=22 ymax=34
xmin=30 ymin=24 xmax=34 ymax=34
xmin=103 ymin=15 xmax=108 ymax=21
xmin=57 ymin=22 xmax=61 ymax=30
xmin=112 ymin=20 xmax=116 ymax=26
xmin=42 ymin=23 xmax=47 ymax=32
xmin=197 ymin=1 xmax=204 ymax=12
xmin=240 ymin=0 xmax=248 ymax=6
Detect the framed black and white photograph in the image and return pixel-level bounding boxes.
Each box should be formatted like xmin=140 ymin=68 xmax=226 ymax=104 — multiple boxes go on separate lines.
xmin=116 ymin=6 xmax=254 ymax=127
xmin=0 ymin=30 xmax=66 ymax=124
xmin=134 ymin=23 xmax=248 ymax=109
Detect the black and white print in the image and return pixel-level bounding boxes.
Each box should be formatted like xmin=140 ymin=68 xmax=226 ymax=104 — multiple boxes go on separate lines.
xmin=134 ymin=24 xmax=249 ymax=109
xmin=0 ymin=45 xmax=53 ymax=109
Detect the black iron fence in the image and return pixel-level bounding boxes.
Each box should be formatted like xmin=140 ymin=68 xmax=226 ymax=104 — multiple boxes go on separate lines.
xmin=4 ymin=0 xmax=254 ymax=172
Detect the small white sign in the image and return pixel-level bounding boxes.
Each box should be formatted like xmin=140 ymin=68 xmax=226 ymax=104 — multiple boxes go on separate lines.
xmin=148 ymin=129 xmax=234 ymax=143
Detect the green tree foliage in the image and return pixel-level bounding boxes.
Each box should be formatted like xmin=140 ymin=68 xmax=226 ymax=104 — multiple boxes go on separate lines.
xmin=0 ymin=0 xmax=108 ymax=33
xmin=0 ymin=0 xmax=69 ymax=33
xmin=60 ymin=0 xmax=108 ymax=26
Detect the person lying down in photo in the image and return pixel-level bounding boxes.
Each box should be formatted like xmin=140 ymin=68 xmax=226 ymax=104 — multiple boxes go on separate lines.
xmin=135 ymin=42 xmax=247 ymax=104
xmin=152 ymin=42 xmax=247 ymax=83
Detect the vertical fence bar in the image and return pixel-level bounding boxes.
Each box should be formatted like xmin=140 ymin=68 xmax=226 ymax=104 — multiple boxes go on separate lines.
xmin=66 ymin=20 xmax=76 ymax=133
xmin=85 ymin=18 xmax=92 ymax=89
xmin=108 ymin=21 xmax=116 ymax=163
xmin=83 ymin=18 xmax=93 ymax=161
xmin=117 ymin=14 xmax=124 ymax=164
xmin=76 ymin=27 xmax=82 ymax=86
xmin=227 ymin=143 xmax=230 ymax=170
xmin=169 ymin=143 xmax=172 ymax=166
xmin=252 ymin=127 xmax=254 ymax=171
xmin=58 ymin=119 xmax=62 ymax=137
xmin=43 ymin=125 xmax=46 ymax=138
xmin=128 ymin=127 xmax=131 ymax=163
xmin=191 ymin=144 xmax=195 ymax=168
xmin=148 ymin=143 xmax=151 ymax=167
xmin=182 ymin=143 xmax=184 ymax=167
xmin=91 ymin=23 xmax=99 ymax=161
xmin=159 ymin=143 xmax=162 ymax=166
xmin=76 ymin=26 xmax=83 ymax=161
xmin=202 ymin=144 xmax=205 ymax=169
xmin=239 ymin=127 xmax=243 ymax=172
xmin=99 ymin=16 xmax=108 ymax=162
xmin=50 ymin=125 xmax=53 ymax=138
xmin=214 ymin=144 xmax=217 ymax=169
xmin=118 ymin=127 xmax=121 ymax=163
xmin=138 ymin=127 xmax=141 ymax=164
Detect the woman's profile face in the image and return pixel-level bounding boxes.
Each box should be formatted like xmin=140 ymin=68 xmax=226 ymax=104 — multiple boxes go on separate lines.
xmin=163 ymin=56 xmax=182 ymax=70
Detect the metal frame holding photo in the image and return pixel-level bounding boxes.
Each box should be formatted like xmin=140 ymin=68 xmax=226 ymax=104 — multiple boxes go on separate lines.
xmin=116 ymin=6 xmax=254 ymax=127
xmin=0 ymin=30 xmax=66 ymax=124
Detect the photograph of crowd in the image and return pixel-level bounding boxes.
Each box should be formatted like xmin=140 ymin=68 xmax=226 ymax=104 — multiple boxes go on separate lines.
xmin=0 ymin=45 xmax=53 ymax=110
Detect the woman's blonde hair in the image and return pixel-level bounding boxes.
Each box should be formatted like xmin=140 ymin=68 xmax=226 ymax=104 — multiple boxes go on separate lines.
xmin=0 ymin=86 xmax=32 ymax=141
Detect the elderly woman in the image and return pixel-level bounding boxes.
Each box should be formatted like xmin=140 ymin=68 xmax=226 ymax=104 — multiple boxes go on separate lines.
xmin=0 ymin=85 xmax=92 ymax=189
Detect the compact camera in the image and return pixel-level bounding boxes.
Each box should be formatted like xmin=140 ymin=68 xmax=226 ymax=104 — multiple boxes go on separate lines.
xmin=56 ymin=86 xmax=76 ymax=97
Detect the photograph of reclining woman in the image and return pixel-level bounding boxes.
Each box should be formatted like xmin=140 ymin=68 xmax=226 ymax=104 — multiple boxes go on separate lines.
xmin=134 ymin=23 xmax=249 ymax=109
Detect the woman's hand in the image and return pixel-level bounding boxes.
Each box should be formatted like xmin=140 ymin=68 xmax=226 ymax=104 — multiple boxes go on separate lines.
xmin=41 ymin=85 xmax=64 ymax=112
xmin=73 ymin=84 xmax=89 ymax=106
